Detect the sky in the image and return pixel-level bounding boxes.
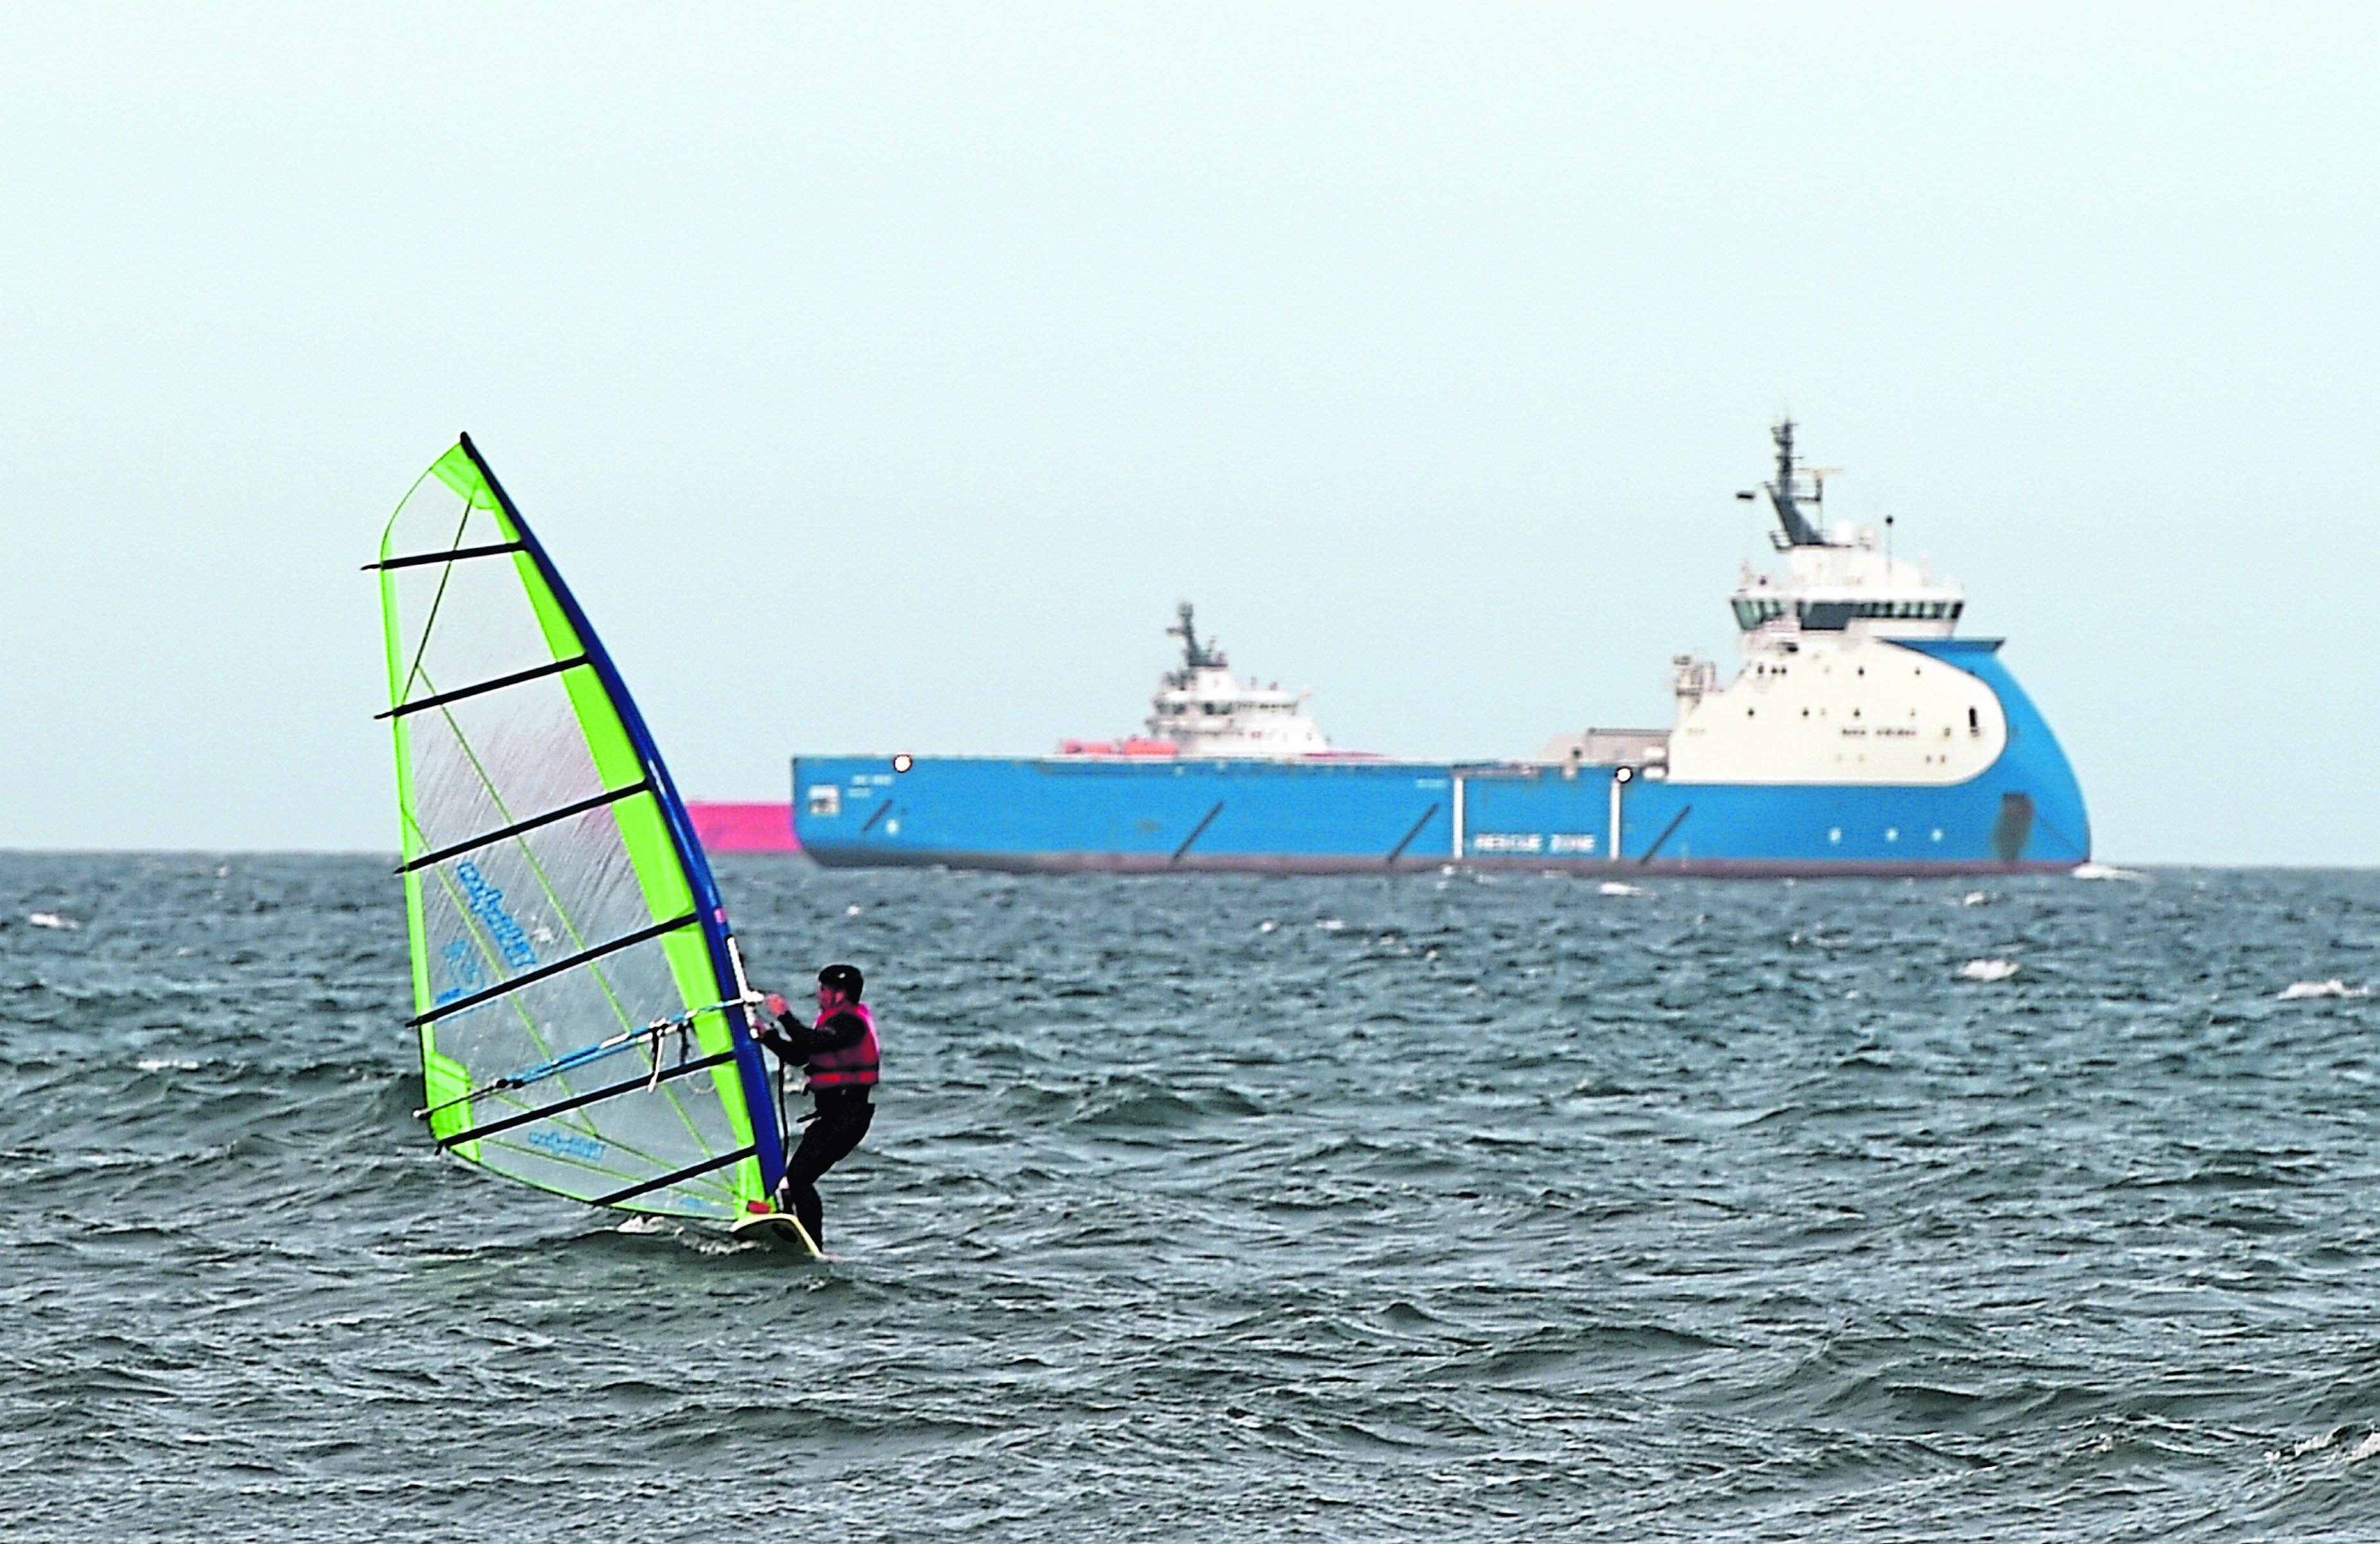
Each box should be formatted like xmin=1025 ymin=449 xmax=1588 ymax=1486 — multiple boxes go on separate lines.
xmin=2 ymin=3 xmax=2373 ymax=864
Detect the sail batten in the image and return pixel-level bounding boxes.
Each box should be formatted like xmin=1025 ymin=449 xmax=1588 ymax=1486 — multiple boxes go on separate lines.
xmin=397 ymin=780 xmax=657 ymax=874
xmin=369 ymin=539 xmax=528 ymax=571
xmin=405 ymin=911 xmax=704 ymax=1027
xmin=591 ymin=1147 xmax=760 ymax=1209
xmin=379 ymin=435 xmax=784 ymax=1220
xmin=378 ymin=655 xmax=591 ymax=720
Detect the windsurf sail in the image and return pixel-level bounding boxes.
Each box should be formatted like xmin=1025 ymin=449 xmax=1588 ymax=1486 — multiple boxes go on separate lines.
xmin=372 ymin=435 xmax=786 ymax=1220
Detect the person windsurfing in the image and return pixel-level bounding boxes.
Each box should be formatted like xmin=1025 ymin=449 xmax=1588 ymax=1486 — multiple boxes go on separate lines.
xmin=756 ymin=963 xmax=879 ymax=1248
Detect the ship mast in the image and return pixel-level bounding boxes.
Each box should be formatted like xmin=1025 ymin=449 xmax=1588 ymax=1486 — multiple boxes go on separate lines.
xmin=1168 ymin=602 xmax=1222 ymax=670
xmin=1762 ymin=419 xmax=1829 ymax=548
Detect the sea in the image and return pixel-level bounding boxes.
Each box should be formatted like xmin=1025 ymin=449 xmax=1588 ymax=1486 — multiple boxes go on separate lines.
xmin=5 ymin=853 xmax=2378 ymax=1543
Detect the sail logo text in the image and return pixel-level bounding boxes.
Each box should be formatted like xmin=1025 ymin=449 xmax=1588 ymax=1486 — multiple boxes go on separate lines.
xmin=455 ymin=862 xmax=538 ymax=969
xmin=433 ymin=940 xmax=487 ymax=1007
xmin=526 ymin=1129 xmax=605 ymax=1162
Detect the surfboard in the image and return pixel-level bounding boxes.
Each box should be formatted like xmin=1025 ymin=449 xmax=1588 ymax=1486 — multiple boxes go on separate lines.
xmin=729 ymin=1208 xmax=822 ymax=1256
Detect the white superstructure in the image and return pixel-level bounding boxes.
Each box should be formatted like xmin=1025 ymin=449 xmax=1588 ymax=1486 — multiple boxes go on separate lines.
xmin=1140 ymin=603 xmax=1333 ymax=758
xmin=1545 ymin=421 xmax=2005 ymax=786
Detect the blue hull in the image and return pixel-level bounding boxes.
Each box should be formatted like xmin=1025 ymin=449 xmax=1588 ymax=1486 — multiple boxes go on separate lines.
xmin=793 ymin=639 xmax=2089 ymax=877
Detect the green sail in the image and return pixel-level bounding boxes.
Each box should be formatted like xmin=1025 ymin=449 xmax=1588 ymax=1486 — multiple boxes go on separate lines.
xmin=376 ymin=437 xmax=784 ymax=1220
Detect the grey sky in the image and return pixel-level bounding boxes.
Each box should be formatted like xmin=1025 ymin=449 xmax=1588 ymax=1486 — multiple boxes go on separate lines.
xmin=3 ymin=3 xmax=2372 ymax=863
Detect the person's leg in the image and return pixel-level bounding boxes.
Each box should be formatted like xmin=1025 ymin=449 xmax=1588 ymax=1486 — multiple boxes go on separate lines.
xmin=776 ymin=1104 xmax=873 ymax=1245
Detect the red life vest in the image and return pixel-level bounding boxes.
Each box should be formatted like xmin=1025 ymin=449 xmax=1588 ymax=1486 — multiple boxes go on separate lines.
xmin=807 ymin=1001 xmax=880 ymax=1090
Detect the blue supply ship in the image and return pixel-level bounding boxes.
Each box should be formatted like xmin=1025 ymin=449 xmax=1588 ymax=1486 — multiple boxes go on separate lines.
xmin=793 ymin=423 xmax=2090 ymax=876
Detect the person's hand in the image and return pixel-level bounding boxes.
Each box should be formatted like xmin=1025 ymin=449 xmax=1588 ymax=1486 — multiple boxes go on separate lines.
xmin=765 ymin=993 xmax=788 ymax=1016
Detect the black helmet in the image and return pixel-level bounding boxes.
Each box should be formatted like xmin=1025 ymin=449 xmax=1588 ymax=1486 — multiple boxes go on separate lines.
xmin=818 ymin=962 xmax=864 ymax=999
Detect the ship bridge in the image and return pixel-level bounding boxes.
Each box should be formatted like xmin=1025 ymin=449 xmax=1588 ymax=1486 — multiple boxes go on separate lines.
xmin=1725 ymin=420 xmax=1965 ymax=649
xmin=1729 ymin=546 xmax=1965 ymax=643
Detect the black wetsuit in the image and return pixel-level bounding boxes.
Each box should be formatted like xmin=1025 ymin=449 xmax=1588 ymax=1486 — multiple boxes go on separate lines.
xmin=760 ymin=1006 xmax=875 ymax=1247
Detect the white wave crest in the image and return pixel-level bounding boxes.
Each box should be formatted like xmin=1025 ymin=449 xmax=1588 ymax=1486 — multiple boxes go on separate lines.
xmin=2285 ymin=1429 xmax=2338 ymax=1459
xmin=2278 ymin=980 xmax=2368 ymax=1000
xmin=1959 ymin=958 xmax=2021 ymax=982
xmin=27 ymin=912 xmax=79 ymax=930
xmin=613 ymin=1214 xmax=673 ymax=1235
xmin=2071 ymin=863 xmax=2148 ymax=882
xmin=1597 ymin=881 xmax=1643 ymax=897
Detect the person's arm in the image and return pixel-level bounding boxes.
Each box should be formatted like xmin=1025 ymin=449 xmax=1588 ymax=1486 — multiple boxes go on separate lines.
xmin=754 ymin=994 xmax=808 ymax=1064
xmin=761 ymin=1003 xmax=867 ymax=1063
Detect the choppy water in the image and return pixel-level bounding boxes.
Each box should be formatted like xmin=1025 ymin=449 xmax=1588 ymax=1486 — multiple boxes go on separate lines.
xmin=5 ymin=854 xmax=2379 ymax=1541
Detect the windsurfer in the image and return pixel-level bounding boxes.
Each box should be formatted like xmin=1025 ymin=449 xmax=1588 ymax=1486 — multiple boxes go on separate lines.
xmin=758 ymin=964 xmax=879 ymax=1247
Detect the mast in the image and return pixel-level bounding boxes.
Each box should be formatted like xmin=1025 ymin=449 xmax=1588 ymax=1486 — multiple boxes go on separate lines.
xmin=1763 ymin=419 xmax=1829 ymax=548
xmin=1168 ymin=602 xmax=1222 ymax=670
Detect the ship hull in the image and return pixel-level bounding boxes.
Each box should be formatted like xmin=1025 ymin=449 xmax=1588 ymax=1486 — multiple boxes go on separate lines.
xmin=794 ymin=642 xmax=2087 ymax=879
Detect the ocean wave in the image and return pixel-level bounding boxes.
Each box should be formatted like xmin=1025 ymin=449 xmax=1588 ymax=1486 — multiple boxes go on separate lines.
xmin=2277 ymin=979 xmax=2368 ymax=1000
xmin=7 ymin=853 xmax=2380 ymax=1541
